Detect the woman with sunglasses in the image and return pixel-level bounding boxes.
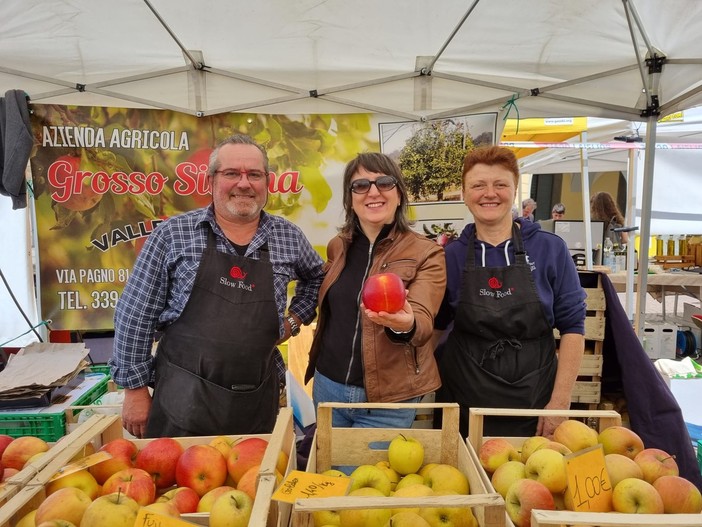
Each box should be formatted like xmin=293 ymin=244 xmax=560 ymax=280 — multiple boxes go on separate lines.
xmin=305 ymin=152 xmax=446 ymax=428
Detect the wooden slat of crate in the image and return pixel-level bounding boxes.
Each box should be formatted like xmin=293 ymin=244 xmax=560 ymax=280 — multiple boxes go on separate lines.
xmin=0 ymin=409 xmax=297 ymax=527
xmin=554 ymin=315 xmax=605 ymax=342
xmin=292 ymin=402 xmax=506 ymax=527
xmin=531 ymin=508 xmax=702 ymax=526
xmin=578 ymin=354 xmax=604 ymax=376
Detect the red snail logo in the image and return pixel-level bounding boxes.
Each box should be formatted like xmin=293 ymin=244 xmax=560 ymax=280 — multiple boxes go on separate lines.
xmin=488 ymin=276 xmax=502 ymax=289
xmin=229 ymin=266 xmax=248 ymax=279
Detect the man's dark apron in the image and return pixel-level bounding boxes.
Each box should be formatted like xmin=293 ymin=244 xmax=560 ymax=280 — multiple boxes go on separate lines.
xmin=436 ymin=224 xmax=557 ymax=437
xmin=146 ymin=229 xmax=279 ymax=437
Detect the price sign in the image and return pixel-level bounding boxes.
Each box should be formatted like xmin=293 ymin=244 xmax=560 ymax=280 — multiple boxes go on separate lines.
xmin=272 ymin=470 xmax=352 ymax=503
xmin=48 ymin=451 xmax=112 ymax=481
xmin=565 ymin=444 xmax=613 ymax=512
xmin=135 ymin=509 xmax=196 ymax=527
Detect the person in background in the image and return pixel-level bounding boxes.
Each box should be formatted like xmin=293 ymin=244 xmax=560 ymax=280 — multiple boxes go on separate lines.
xmin=305 ymin=153 xmax=446 ymax=428
xmin=111 ymin=134 xmax=324 ymax=438
xmin=591 ymin=191 xmax=628 ymax=246
xmin=434 ymin=146 xmax=586 ymax=438
xmin=551 ymin=203 xmax=566 ymax=220
xmin=522 ymin=198 xmax=537 ymax=221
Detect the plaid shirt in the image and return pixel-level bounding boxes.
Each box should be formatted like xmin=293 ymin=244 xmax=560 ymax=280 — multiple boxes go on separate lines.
xmin=110 ymin=206 xmax=324 ymax=389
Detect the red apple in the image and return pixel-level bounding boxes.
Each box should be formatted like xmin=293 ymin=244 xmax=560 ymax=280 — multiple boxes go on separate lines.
xmin=226 ymin=437 xmax=268 ymax=485
xmin=101 ymin=467 xmax=156 ymax=506
xmin=505 ymin=478 xmax=555 ymax=527
xmin=176 ymin=444 xmax=228 ymax=497
xmin=89 ymin=438 xmax=138 ymax=484
xmin=157 ymin=486 xmax=201 ymax=514
xmin=0 ymin=435 xmax=14 ymax=460
xmin=2 ymin=467 xmax=19 ymax=482
xmin=478 ymin=438 xmax=520 ymax=474
xmin=236 ymin=464 xmax=261 ymax=500
xmin=1 ymin=436 xmax=49 ymax=470
xmin=597 ymin=426 xmax=645 ymax=459
xmin=136 ymin=437 xmax=184 ymax=489
xmin=361 ymin=272 xmax=407 ymax=313
xmin=633 ymin=447 xmax=679 ymax=483
xmin=652 ymin=475 xmax=702 ymax=513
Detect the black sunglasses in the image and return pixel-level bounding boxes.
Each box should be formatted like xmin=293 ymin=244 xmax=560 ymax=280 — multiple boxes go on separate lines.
xmin=350 ymin=175 xmax=398 ymax=194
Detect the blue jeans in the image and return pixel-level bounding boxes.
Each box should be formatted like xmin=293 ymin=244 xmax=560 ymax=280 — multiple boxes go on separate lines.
xmin=313 ymin=370 xmax=420 ymax=428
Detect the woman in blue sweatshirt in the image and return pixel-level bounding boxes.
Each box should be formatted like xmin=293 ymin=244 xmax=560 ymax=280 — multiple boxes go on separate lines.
xmin=434 ymin=146 xmax=586 ymax=438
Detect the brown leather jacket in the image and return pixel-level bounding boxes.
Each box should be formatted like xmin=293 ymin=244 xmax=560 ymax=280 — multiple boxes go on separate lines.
xmin=305 ymin=226 xmax=446 ymax=402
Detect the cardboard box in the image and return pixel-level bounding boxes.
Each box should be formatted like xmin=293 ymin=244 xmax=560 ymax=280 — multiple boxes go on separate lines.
xmin=290 ymin=402 xmax=506 ymax=527
xmin=467 ymin=407 xmax=702 ymax=527
xmin=642 ymin=321 xmax=677 ymax=360
xmin=0 ymin=408 xmax=296 ymax=527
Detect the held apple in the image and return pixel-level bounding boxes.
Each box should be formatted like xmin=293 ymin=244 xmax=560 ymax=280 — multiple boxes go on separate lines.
xmin=633 ymin=447 xmax=679 ymax=483
xmin=157 ymin=486 xmax=200 ymax=513
xmin=176 ymin=444 xmax=228 ymax=496
xmin=135 ymin=436 xmax=184 ymax=488
xmin=423 ymin=464 xmax=469 ymax=495
xmin=81 ymin=492 xmax=141 ymax=527
xmin=361 ymin=272 xmax=407 ymax=313
xmin=491 ymin=460 xmax=526 ymax=498
xmin=339 ymin=487 xmax=392 ymax=527
xmin=477 ymin=438 xmax=519 ymax=474
xmin=101 ymin=467 xmax=156 ymax=505
xmin=349 ymin=464 xmax=393 ymax=495
xmin=388 ymin=434 xmax=425 ymax=475
xmin=524 ymin=448 xmax=567 ymax=494
xmin=226 ymin=437 xmax=268 ymax=484
xmin=35 ymin=487 xmax=92 ymax=527
xmin=597 ymin=425 xmax=644 ymax=459
xmin=209 ymin=488 xmax=254 ymax=527
xmin=611 ymin=477 xmax=664 ymax=513
xmin=652 ymin=475 xmax=702 ymax=513
xmin=552 ymin=419 xmax=598 ymax=453
xmin=505 ymin=479 xmax=555 ymax=527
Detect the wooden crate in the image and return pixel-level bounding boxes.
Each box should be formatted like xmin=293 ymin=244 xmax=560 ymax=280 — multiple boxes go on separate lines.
xmin=290 ymin=402 xmax=506 ymax=527
xmin=555 ymin=274 xmax=607 ymax=406
xmin=0 ymin=408 xmax=296 ymax=527
xmin=466 ymin=407 xmax=702 ymax=527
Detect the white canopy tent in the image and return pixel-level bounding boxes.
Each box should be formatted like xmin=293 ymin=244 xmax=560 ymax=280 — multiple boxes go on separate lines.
xmin=3 ymin=0 xmax=702 ymax=341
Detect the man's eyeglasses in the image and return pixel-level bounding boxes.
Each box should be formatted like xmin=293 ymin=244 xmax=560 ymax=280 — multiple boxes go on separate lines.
xmin=350 ymin=175 xmax=398 ymax=194
xmin=215 ymin=169 xmax=267 ymax=183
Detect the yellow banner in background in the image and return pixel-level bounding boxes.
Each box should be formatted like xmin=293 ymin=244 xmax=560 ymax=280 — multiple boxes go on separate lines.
xmin=501 ymin=117 xmax=588 ymax=158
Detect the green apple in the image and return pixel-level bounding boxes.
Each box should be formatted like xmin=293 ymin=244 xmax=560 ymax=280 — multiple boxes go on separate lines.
xmin=383 ymin=511 xmax=431 ymax=527
xmin=349 ymin=464 xmax=392 ymax=495
xmin=81 ymin=492 xmax=140 ymax=527
xmin=376 ymin=460 xmax=401 ymax=490
xmin=322 ymin=469 xmax=347 ymax=478
xmin=395 ymin=473 xmax=426 ymax=491
xmin=423 ymin=464 xmax=469 ymax=495
xmin=339 ymin=487 xmax=392 ymax=527
xmin=388 ymin=434 xmax=425 ymax=476
xmin=390 ymin=484 xmax=434 ymax=515
xmin=209 ymin=489 xmax=253 ymax=527
xmin=418 ymin=490 xmax=476 ymax=527
xmin=312 ymin=507 xmax=341 ymax=527
xmin=524 ymin=448 xmax=567 ymax=494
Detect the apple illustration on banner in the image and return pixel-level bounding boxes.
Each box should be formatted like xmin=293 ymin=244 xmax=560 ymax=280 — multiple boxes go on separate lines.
xmin=361 ymin=273 xmax=407 ymax=313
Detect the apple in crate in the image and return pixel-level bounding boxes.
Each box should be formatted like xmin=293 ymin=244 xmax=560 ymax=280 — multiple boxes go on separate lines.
xmin=45 ymin=468 xmax=100 ymax=499
xmin=424 ymin=463 xmax=469 ymax=495
xmin=361 ymin=272 xmax=406 ymax=313
xmin=604 ymin=453 xmax=643 ymax=487
xmin=1 ymin=435 xmax=49 ymax=470
xmin=209 ymin=489 xmax=254 ymax=527
xmin=135 ymin=436 xmax=184 ymax=488
xmin=156 ymin=486 xmax=200 ymax=513
xmin=226 ymin=437 xmax=268 ymax=484
xmin=197 ymin=485 xmax=236 ymax=512
xmin=552 ymin=419 xmax=598 ymax=453
xmin=633 ymin=447 xmax=679 ymax=483
xmin=81 ymin=492 xmax=140 ymax=527
xmin=652 ymin=474 xmax=702 ymax=513
xmin=36 ymin=521 xmax=77 ymax=527
xmin=349 ymin=464 xmax=392 ymax=495
xmin=505 ymin=478 xmax=555 ymax=527
xmin=339 ymin=487 xmax=392 ymax=527
xmin=478 ymin=437 xmax=519 ymax=473
xmin=524 ymin=448 xmax=567 ymax=494
xmin=101 ymin=467 xmax=156 ymax=505
xmin=35 ymin=487 xmax=92 ymax=527
xmin=388 ymin=433 xmax=424 ymax=475
xmin=0 ymin=435 xmax=14 ymax=459
xmin=611 ymin=477 xmax=664 ymax=513
xmin=176 ymin=444 xmax=228 ymax=496
xmin=89 ymin=438 xmax=138 ymax=484
xmin=597 ymin=425 xmax=644 ymax=459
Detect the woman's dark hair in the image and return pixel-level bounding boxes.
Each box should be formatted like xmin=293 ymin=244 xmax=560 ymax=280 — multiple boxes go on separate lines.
xmin=340 ymin=152 xmax=411 ymax=236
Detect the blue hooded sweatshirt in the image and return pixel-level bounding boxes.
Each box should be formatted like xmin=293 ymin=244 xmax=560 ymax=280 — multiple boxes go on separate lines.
xmin=435 ymin=217 xmax=586 ymax=335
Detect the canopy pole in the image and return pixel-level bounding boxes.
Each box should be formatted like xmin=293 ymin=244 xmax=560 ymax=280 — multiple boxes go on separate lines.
xmin=143 ymin=0 xmax=204 ymax=69
xmin=625 ymin=147 xmax=638 ymax=321
xmin=579 ymin=132 xmax=594 ymax=270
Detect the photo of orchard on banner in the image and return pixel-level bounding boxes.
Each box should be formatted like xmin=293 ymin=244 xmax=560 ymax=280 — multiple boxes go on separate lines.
xmin=30 ymin=105 xmax=380 ymax=329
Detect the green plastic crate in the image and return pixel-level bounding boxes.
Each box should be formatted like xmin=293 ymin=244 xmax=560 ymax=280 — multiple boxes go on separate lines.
xmin=0 ymin=373 xmax=109 ymax=441
xmin=84 ymin=363 xmax=112 ymax=378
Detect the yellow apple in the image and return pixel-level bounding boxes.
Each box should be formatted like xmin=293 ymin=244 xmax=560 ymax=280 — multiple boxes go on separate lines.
xmin=388 ymin=434 xmax=425 ymax=475
xmin=604 ymin=453 xmax=643 ymax=488
xmin=81 ymin=492 xmax=139 ymax=527
xmin=419 ymin=490 xmax=476 ymax=527
xmin=277 ymin=450 xmax=290 ymax=475
xmin=349 ymin=464 xmax=392 ymax=495
xmin=142 ymin=500 xmax=181 ymax=518
xmin=312 ymin=507 xmax=341 ymax=527
xmin=552 ymin=419 xmax=598 ymax=453
xmin=36 ymin=521 xmax=77 ymax=527
xmin=611 ymin=477 xmax=664 ymax=513
xmin=597 ymin=425 xmax=644 ymax=459
xmin=520 ymin=436 xmax=550 ymax=463
xmin=396 ymin=473 xmax=426 ymax=491
xmin=376 ymin=461 xmax=401 ymax=490
xmin=14 ymin=509 xmax=37 ymax=527
xmin=45 ymin=468 xmax=100 ymax=499
xmin=505 ymin=479 xmax=555 ymax=527
xmin=633 ymin=447 xmax=679 ymax=483
xmin=209 ymin=435 xmax=235 ymax=458
xmin=524 ymin=448 xmax=567 ymax=494
xmin=477 ymin=438 xmax=519 ymax=473
xmin=652 ymin=475 xmax=702 ymax=513
xmin=418 ymin=463 xmax=438 ymax=479
xmin=322 ymin=468 xmax=347 ymax=478
xmin=339 ymin=487 xmax=392 ymax=527
xmin=390 ymin=483 xmax=434 ymax=515
xmin=209 ymin=488 xmax=254 ymax=527
xmin=384 ymin=511 xmax=431 ymax=527
xmin=534 ymin=441 xmax=572 ymax=456
xmin=424 ymin=464 xmax=469 ymax=495
xmin=491 ymin=460 xmax=526 ymax=498
xmin=35 ymin=487 xmax=92 ymax=527
xmin=197 ymin=485 xmax=236 ymax=512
